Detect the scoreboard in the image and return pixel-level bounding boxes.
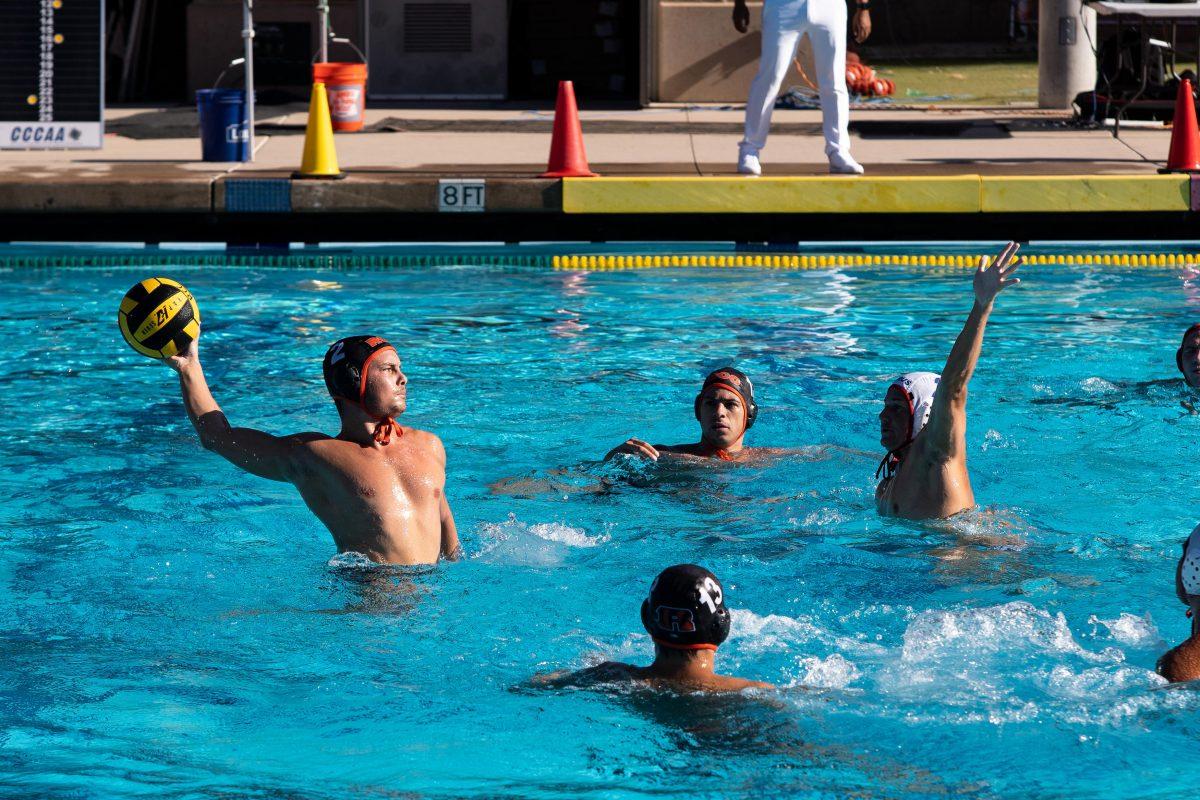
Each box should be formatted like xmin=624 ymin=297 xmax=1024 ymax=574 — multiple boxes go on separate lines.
xmin=0 ymin=0 xmax=103 ymax=149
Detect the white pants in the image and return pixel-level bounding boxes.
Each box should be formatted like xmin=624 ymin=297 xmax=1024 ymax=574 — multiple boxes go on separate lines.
xmin=741 ymin=0 xmax=851 ymax=159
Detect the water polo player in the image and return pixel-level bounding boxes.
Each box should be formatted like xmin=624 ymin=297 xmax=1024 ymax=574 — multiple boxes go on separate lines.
xmin=1176 ymin=324 xmax=1200 ymax=388
xmin=536 ymin=564 xmax=773 ymax=692
xmin=162 ymin=332 xmax=460 ymax=565
xmin=876 ymin=241 xmax=1021 ymax=519
xmin=1158 ymin=523 xmax=1200 ymax=682
xmin=604 ymin=368 xmax=761 ymax=462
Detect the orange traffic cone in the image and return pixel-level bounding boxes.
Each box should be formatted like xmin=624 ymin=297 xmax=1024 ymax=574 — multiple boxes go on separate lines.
xmin=542 ymin=81 xmax=598 ymax=178
xmin=1161 ymin=78 xmax=1200 ymax=174
xmin=293 ymin=82 xmax=346 ymax=180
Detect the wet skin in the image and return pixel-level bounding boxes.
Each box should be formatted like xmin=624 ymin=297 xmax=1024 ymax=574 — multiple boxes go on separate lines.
xmin=876 ymin=241 xmax=1021 ymax=520
xmin=166 ymin=338 xmax=460 ymax=565
xmin=534 ymin=646 xmax=773 ymax=693
xmin=605 ymin=387 xmax=754 ymax=461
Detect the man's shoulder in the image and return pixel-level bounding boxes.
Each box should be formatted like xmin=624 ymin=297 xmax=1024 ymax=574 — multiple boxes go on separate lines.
xmin=402 ymin=427 xmax=444 ymax=451
xmin=1159 ymin=639 xmax=1200 ymax=682
xmin=573 ymin=661 xmax=640 ymax=684
xmin=283 ymin=431 xmax=336 ymax=448
xmin=713 ymin=675 xmax=774 ymax=691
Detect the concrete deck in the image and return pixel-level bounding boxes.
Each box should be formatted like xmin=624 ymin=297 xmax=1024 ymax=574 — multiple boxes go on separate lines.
xmin=0 ymin=103 xmax=1192 ymax=243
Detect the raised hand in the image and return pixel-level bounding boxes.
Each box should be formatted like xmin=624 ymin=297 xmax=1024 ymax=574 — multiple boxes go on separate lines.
xmin=162 ymin=336 xmax=200 ymax=374
xmin=974 ymin=241 xmax=1022 ymax=306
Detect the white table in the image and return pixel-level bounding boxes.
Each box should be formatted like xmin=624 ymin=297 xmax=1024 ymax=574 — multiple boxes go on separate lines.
xmin=1085 ymin=1 xmax=1200 ymax=135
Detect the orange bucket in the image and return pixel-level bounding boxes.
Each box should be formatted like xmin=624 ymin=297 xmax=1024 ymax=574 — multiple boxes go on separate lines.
xmin=312 ymin=62 xmax=368 ymax=132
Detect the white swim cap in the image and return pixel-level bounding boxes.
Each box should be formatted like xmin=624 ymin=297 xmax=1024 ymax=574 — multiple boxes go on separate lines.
xmin=1183 ymin=523 xmax=1200 ymax=596
xmin=890 ymin=372 xmax=941 ymax=443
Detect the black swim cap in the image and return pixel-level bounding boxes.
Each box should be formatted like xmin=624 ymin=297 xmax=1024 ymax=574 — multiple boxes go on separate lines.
xmin=640 ymin=564 xmax=731 ymax=651
xmin=323 ymin=335 xmax=396 ymax=404
xmin=1178 ymin=324 xmax=1200 ymax=374
xmin=694 ymin=367 xmax=758 ymax=430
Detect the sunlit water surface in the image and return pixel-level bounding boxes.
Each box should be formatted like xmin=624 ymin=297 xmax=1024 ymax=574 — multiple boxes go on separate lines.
xmin=4 ymin=262 xmax=1200 ymax=798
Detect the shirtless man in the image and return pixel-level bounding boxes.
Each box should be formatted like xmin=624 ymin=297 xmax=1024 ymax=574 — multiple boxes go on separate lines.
xmin=875 ymin=242 xmax=1022 ymax=519
xmin=605 ymin=368 xmax=759 ymax=462
xmin=164 ymin=333 xmax=459 ymax=565
xmin=1158 ymin=524 xmax=1200 ymax=682
xmin=535 ymin=564 xmax=773 ymax=692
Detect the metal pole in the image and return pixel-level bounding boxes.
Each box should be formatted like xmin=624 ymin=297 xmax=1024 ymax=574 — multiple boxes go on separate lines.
xmin=318 ymin=0 xmax=330 ymax=63
xmin=243 ymin=0 xmax=256 ymax=160
xmin=1037 ymin=0 xmax=1097 ymax=108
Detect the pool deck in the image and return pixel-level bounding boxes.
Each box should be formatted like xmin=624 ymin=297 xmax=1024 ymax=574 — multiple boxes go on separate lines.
xmin=1 ymin=103 xmax=1196 ymax=244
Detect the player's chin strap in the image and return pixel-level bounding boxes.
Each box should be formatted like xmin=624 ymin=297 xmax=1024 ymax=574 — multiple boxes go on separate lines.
xmin=875 ymin=442 xmax=912 ymax=480
xmin=373 ymin=415 xmax=400 ymax=445
xmin=334 ymin=394 xmax=403 ymax=445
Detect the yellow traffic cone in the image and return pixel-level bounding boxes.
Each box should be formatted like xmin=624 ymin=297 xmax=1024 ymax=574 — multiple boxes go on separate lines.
xmin=293 ymin=82 xmax=345 ymax=180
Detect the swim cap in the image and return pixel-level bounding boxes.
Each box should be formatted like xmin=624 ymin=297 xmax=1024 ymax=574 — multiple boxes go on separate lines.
xmin=1183 ymin=523 xmax=1200 ymax=596
xmin=322 ymin=335 xmax=402 ymax=444
xmin=890 ymin=372 xmax=940 ymax=444
xmin=694 ymin=367 xmax=758 ymax=430
xmin=1177 ymin=324 xmax=1200 ymax=375
xmin=640 ymin=564 xmax=731 ymax=651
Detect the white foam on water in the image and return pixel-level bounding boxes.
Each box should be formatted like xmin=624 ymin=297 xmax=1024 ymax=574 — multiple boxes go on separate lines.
xmin=1081 ymin=376 xmax=1119 ymax=394
xmin=474 ymin=514 xmax=610 ymax=566
xmin=729 ymin=609 xmax=826 ymax=652
xmin=899 ymin=602 xmax=1120 ymax=665
xmin=1088 ymin=612 xmax=1163 ymax=648
xmin=294 ymin=279 xmax=343 ymax=291
xmin=980 ymin=428 xmax=1013 ymax=452
xmin=860 ymin=602 xmax=1185 ymax=727
xmin=729 ymin=609 xmax=887 ymax=663
xmin=327 ymin=551 xmax=379 ymax=569
xmin=800 ymin=507 xmax=849 ymax=527
xmin=1038 ymin=664 xmax=1162 ymax=701
xmin=794 ymin=653 xmax=860 ymax=689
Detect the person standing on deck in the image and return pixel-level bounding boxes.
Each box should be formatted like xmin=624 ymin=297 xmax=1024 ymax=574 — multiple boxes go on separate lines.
xmin=875 ymin=242 xmax=1023 ymax=519
xmin=733 ymin=0 xmax=872 ymax=175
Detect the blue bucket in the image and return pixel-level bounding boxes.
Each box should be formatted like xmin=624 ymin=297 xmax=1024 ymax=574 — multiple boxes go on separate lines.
xmin=196 ymin=89 xmax=250 ymax=162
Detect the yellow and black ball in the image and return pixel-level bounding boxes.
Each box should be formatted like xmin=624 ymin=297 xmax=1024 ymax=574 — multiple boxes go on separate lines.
xmin=117 ymin=277 xmax=201 ymax=359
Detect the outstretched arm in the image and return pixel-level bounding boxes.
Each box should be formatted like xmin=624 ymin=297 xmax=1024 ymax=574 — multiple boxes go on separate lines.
xmin=163 ymin=339 xmax=303 ymax=482
xmin=920 ymin=242 xmax=1022 ymax=460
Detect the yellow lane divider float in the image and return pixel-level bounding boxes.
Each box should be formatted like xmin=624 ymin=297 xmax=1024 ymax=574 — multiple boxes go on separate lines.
xmin=549 ymin=253 xmax=1200 ymax=270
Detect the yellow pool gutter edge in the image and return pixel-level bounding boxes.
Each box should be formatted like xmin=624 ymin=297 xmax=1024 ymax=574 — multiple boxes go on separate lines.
xmin=562 ymin=175 xmax=1194 ymax=214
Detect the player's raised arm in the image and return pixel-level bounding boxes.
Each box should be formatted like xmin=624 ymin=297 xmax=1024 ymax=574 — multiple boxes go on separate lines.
xmin=164 ymin=339 xmax=305 ymax=482
xmin=920 ymin=242 xmax=1021 ymax=460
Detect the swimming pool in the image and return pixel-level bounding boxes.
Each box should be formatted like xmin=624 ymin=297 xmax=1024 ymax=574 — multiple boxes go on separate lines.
xmin=3 ymin=254 xmax=1199 ymax=798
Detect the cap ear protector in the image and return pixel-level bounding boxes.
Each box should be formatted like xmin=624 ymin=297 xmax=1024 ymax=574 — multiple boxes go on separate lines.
xmin=323 ymin=335 xmax=396 ymax=406
xmin=640 ymin=564 xmax=732 ymax=651
xmin=694 ymin=368 xmax=758 ymax=430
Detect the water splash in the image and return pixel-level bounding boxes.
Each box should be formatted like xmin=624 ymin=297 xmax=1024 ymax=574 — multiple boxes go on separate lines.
xmin=475 ymin=514 xmax=611 ymax=566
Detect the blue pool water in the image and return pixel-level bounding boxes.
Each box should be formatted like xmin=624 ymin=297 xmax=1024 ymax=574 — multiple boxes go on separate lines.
xmin=4 ymin=258 xmax=1200 ymax=798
